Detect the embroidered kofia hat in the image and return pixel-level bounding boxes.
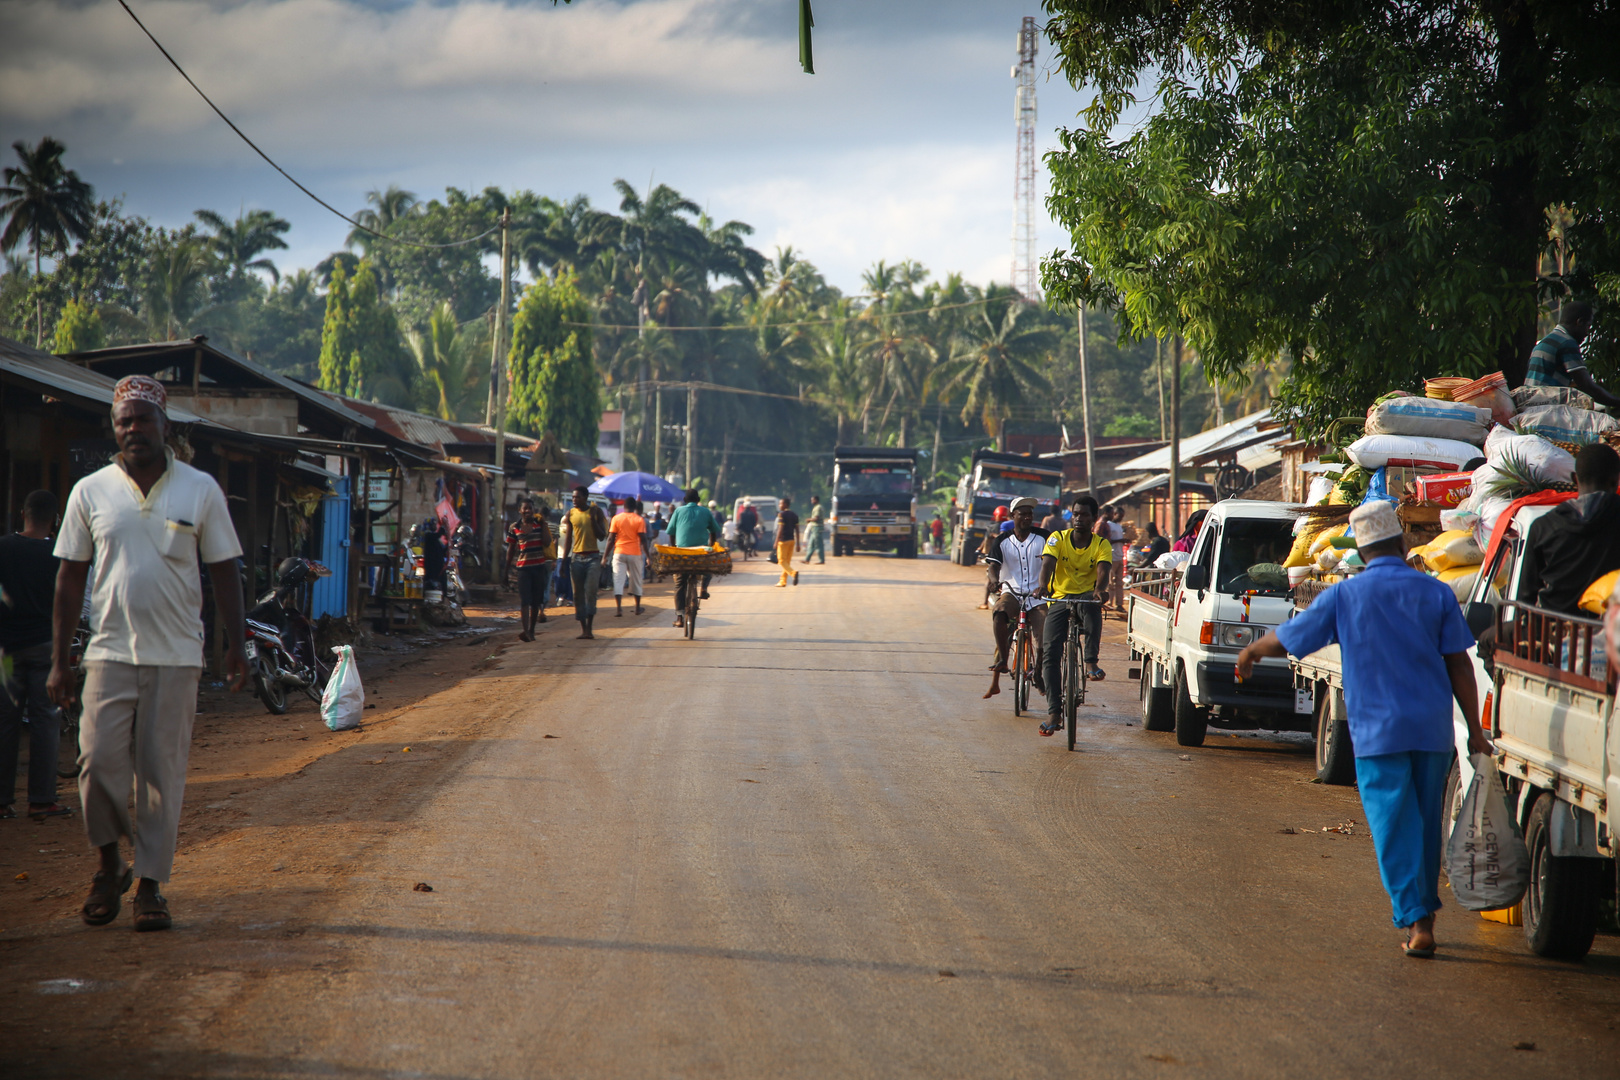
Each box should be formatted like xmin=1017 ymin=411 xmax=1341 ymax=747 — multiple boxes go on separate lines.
xmin=113 ymin=375 xmax=167 ymax=414
xmin=1348 ymin=500 xmax=1402 ymax=546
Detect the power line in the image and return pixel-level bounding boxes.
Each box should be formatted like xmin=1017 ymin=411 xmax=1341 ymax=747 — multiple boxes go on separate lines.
xmin=114 ymin=0 xmax=498 ymax=251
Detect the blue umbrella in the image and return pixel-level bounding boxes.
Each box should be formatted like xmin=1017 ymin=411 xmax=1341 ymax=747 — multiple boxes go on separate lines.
xmin=588 ymin=471 xmax=687 ymax=504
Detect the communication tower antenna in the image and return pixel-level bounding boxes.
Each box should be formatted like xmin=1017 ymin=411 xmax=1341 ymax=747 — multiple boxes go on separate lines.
xmin=1011 ymin=16 xmax=1040 ymax=302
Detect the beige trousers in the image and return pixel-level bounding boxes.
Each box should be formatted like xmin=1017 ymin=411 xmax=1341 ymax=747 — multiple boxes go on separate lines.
xmin=79 ymin=661 xmax=201 ymax=883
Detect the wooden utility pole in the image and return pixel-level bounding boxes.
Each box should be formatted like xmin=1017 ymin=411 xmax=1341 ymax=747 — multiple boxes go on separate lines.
xmin=1169 ymin=334 xmax=1182 ymax=536
xmin=653 ymin=390 xmax=663 ymax=480
xmin=1078 ymin=302 xmax=1097 ymax=499
xmin=489 ymin=208 xmax=512 ymax=572
xmin=685 ymin=384 xmax=696 ymax=491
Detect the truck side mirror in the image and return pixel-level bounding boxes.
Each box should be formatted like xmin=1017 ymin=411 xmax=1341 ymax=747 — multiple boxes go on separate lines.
xmin=1465 ymin=601 xmax=1495 ymax=639
xmin=1183 ymin=564 xmax=1209 ymax=592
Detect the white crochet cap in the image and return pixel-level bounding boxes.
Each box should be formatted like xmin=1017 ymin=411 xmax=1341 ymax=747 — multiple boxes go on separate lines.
xmin=1349 ymin=500 xmax=1402 ymax=546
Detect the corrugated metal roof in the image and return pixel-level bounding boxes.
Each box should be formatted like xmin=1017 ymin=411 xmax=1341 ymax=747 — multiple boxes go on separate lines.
xmin=1114 ymin=410 xmax=1282 ymax=473
xmin=0 ymin=334 xmax=210 ymax=426
xmin=317 ymin=395 xmax=514 ymax=455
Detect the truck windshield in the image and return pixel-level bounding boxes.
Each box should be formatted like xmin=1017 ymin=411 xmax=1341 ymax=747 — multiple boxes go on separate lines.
xmin=975 ymin=467 xmax=1061 ymax=501
xmin=1216 ymin=517 xmax=1296 ymax=594
xmin=837 ymin=467 xmax=914 ymax=497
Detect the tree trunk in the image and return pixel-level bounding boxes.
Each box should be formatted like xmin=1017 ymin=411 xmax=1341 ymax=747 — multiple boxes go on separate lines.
xmin=715 ymin=428 xmax=733 ymax=502
xmin=35 ymin=246 xmax=43 ymax=349
xmin=1155 ymin=336 xmax=1166 ymax=441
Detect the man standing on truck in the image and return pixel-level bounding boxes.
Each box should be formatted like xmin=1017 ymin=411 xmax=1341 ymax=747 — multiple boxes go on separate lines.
xmin=1515 ymin=443 xmax=1620 ymax=615
xmin=1525 ymin=301 xmax=1620 ymax=408
xmin=1235 ymin=501 xmax=1492 ymax=958
xmin=1036 ymin=495 xmax=1111 ymax=737
xmin=982 ymin=498 xmax=1049 ymax=700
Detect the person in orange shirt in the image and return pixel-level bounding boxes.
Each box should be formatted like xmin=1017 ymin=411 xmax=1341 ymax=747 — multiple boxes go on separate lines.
xmin=608 ymin=497 xmax=651 ymax=617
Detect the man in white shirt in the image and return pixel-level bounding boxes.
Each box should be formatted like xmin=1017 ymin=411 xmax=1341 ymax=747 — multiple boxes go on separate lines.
xmin=1099 ymin=505 xmax=1128 ymax=615
xmin=48 ymin=376 xmax=247 ymax=932
xmin=982 ymin=497 xmax=1050 ymax=700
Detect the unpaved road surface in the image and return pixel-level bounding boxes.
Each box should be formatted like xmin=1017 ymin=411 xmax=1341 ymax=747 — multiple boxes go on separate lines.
xmin=5 ymin=554 xmax=1619 ymax=1078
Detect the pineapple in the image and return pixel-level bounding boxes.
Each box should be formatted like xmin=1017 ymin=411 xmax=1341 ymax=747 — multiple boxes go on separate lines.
xmin=1483 ymin=448 xmax=1578 ymax=500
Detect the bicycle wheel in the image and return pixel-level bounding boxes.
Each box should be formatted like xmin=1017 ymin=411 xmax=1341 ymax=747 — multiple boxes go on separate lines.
xmin=684 ymin=580 xmax=698 ymax=640
xmin=1011 ymin=628 xmax=1027 ymax=716
xmin=1065 ymin=621 xmax=1080 ymax=751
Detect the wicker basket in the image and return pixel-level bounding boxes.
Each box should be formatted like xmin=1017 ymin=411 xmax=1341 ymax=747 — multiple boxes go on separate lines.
xmin=1424 ymin=376 xmax=1472 ymax=401
xmin=651 ymin=545 xmax=733 ymax=577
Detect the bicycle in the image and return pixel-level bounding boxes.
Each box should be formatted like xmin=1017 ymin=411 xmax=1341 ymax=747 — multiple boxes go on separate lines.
xmin=1043 ymin=595 xmax=1103 ymax=751
xmin=1003 ymin=590 xmax=1041 ymax=718
xmin=676 ymin=571 xmax=701 ymax=640
xmin=56 ymin=623 xmax=91 ymax=779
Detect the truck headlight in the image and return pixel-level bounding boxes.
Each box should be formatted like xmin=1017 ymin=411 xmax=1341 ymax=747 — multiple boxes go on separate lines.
xmin=1219 ymin=624 xmax=1260 ymax=648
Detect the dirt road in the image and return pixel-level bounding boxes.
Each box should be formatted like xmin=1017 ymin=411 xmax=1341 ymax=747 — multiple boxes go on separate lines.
xmin=5 ymin=554 xmax=1618 ymax=1078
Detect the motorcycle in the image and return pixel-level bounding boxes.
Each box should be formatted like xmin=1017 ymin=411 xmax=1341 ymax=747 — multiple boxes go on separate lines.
xmin=447 ymin=523 xmax=478 ymax=604
xmin=244 ymin=557 xmax=334 ymax=715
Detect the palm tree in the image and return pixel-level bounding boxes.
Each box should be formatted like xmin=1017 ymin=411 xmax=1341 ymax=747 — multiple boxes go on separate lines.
xmin=141 ymin=237 xmax=212 ymax=340
xmin=585 ymin=181 xmax=708 ymax=330
xmin=931 ymin=289 xmax=1054 ymax=450
xmin=346 ymin=185 xmax=419 ymax=255
xmin=407 ymin=301 xmax=486 ymax=421
xmin=0 ymin=137 xmax=96 ymax=345
xmin=698 ymin=211 xmax=767 ymax=295
xmin=195 ymin=207 xmax=290 ymax=284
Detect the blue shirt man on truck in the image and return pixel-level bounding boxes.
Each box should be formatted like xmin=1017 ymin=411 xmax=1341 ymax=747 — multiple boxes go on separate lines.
xmin=1235 ymin=501 xmax=1491 ymax=959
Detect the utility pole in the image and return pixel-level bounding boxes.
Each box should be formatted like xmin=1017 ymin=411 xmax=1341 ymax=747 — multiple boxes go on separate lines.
xmin=489 ymin=208 xmax=512 ymax=573
xmin=654 ymin=390 xmax=663 ymax=479
xmin=685 ymin=384 xmax=697 ymax=493
xmin=1155 ymin=336 xmax=1166 ymax=441
xmin=1011 ymin=16 xmax=1040 ymax=301
xmin=1078 ymin=301 xmax=1097 ymax=499
xmin=1169 ymin=334 xmax=1182 ymax=537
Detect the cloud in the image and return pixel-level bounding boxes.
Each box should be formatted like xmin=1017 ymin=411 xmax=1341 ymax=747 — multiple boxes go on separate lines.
xmin=0 ymin=0 xmax=1091 ymax=292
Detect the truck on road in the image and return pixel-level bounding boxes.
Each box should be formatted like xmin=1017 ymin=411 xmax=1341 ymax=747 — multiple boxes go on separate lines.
xmin=949 ymin=450 xmax=1065 ymax=566
xmin=1287 ymin=503 xmax=1617 ymax=960
xmin=830 ymin=446 xmax=919 ymax=558
xmin=1127 ymin=499 xmax=1308 ymax=749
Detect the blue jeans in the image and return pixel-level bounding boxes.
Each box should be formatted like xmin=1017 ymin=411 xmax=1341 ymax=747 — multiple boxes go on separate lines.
xmin=570 ymin=553 xmax=602 ymax=623
xmin=1355 ymin=750 xmax=1451 ymax=928
xmin=1041 ymin=598 xmax=1101 ymax=718
xmin=0 ymin=642 xmax=63 ymax=806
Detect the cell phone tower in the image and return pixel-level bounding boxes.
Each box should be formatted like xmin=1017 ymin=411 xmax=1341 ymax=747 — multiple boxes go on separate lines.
xmin=1011 ymin=16 xmax=1040 ymax=302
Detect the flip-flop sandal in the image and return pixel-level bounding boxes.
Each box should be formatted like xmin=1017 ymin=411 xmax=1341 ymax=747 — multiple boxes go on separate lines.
xmin=133 ymin=891 xmax=173 ymax=932
xmin=1039 ymin=719 xmax=1062 ymax=737
xmin=1087 ymin=668 xmax=1106 ymax=681
xmin=29 ymin=804 xmax=74 ymax=821
xmin=82 ymin=867 xmax=134 ymax=926
xmin=1401 ymin=937 xmax=1435 ymax=958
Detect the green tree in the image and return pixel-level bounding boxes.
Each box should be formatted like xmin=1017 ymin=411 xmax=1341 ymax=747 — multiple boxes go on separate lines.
xmin=0 ymin=137 xmax=96 ymax=345
xmin=195 ymin=206 xmax=289 ymax=302
xmin=1042 ymin=0 xmax=1620 ymax=434
xmin=508 ymin=272 xmax=597 ymax=448
xmin=930 ymin=290 xmax=1053 ymax=450
xmin=53 ymin=296 xmax=104 ymax=353
xmin=317 ymin=259 xmax=408 ymax=401
xmin=407 ymin=301 xmax=487 ymax=421
xmin=140 ymin=234 xmax=212 ymax=340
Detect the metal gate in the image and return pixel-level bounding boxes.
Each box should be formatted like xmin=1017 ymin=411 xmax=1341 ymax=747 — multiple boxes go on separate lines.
xmin=311 ymin=476 xmax=350 ymax=619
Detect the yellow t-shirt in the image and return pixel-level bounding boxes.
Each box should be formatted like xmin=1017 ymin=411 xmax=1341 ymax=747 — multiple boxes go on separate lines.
xmin=568 ymin=507 xmax=601 ymax=554
xmin=1043 ymin=528 xmax=1113 ymax=598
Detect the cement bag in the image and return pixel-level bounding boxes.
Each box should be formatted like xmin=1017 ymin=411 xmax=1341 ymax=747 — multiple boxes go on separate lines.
xmin=1344 ymin=434 xmax=1481 ymax=471
xmin=321 ymin=644 xmax=365 ymax=731
xmin=1511 ymin=385 xmax=1593 ymax=412
xmin=1365 ymin=396 xmax=1491 ymax=444
xmin=1283 ymin=525 xmax=1325 ymax=568
xmin=1483 ymin=433 xmax=1575 ymax=484
xmin=1514 ymin=404 xmax=1619 ymax=445
xmin=1445 ymin=754 xmax=1529 ymax=911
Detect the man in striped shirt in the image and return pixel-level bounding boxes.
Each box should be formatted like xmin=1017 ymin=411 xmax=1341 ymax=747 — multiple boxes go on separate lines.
xmin=505 ymin=497 xmax=554 ymax=641
xmin=1525 ymin=301 xmax=1620 ymax=408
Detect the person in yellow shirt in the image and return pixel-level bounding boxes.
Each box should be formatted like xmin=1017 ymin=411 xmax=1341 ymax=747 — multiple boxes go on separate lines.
xmin=559 ymin=486 xmax=610 ymax=640
xmin=1036 ymin=495 xmax=1111 ymax=737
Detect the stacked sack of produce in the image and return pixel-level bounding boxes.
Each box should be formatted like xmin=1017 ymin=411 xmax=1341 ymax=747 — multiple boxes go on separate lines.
xmin=1407 ymin=529 xmax=1489 ymax=602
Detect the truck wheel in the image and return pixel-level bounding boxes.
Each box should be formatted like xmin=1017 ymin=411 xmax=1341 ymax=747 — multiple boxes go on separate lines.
xmin=1523 ymin=792 xmax=1602 ymax=960
xmin=1140 ymin=662 xmax=1173 ymax=731
xmin=1312 ymin=684 xmax=1356 ymax=785
xmin=900 ymin=540 xmax=917 ymax=559
xmin=1173 ymin=664 xmax=1207 ymax=747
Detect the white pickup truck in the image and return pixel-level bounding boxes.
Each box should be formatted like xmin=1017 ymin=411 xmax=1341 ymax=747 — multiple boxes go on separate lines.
xmin=1127 ymin=500 xmax=1308 ymax=748
xmin=1289 ymin=504 xmax=1618 ymax=959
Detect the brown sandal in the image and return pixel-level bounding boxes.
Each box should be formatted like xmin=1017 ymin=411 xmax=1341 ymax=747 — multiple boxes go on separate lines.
xmin=82 ymin=867 xmax=133 ymax=926
xmin=133 ymin=891 xmax=173 ymax=932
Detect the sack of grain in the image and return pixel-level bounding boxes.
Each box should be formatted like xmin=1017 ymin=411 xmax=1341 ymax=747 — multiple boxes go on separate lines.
xmin=1513 ymin=404 xmax=1620 ymax=445
xmin=1344 ymin=434 xmax=1482 ymax=471
xmin=1365 ymin=396 xmax=1491 ymax=444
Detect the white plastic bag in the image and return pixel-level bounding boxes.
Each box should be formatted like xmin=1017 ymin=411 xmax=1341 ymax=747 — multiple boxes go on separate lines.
xmin=1445 ymin=754 xmax=1529 ymax=911
xmin=1483 ymin=432 xmax=1575 ymax=483
xmin=321 ymin=644 xmax=365 ymax=731
xmin=1365 ymin=397 xmax=1491 ymax=443
xmin=1154 ymin=550 xmax=1190 ymax=570
xmin=1344 ymin=434 xmax=1481 ymax=471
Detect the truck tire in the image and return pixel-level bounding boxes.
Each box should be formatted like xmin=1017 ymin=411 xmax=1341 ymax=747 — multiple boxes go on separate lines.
xmin=900 ymin=539 xmax=917 ymax=559
xmin=1313 ymin=684 xmax=1356 ymax=785
xmin=1173 ymin=664 xmax=1207 ymax=747
xmin=1140 ymin=661 xmax=1173 ymax=731
xmin=1523 ymin=791 xmax=1603 ymax=960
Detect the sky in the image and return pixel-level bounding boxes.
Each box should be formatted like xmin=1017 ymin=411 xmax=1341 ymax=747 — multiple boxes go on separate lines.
xmin=0 ymin=0 xmax=1097 ymax=294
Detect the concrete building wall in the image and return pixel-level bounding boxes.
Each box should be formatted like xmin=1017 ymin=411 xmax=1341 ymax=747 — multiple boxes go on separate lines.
xmin=166 ymin=388 xmax=299 ymax=437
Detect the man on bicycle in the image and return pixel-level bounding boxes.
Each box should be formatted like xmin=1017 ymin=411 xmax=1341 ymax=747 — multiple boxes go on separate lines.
xmin=666 ymin=488 xmax=721 ymax=628
xmin=982 ymin=497 xmax=1049 ymax=700
xmin=1036 ymin=495 xmax=1112 ymax=736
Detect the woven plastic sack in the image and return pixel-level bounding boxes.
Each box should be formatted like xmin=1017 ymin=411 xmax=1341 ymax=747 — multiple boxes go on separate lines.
xmin=1345 ymin=434 xmax=1481 ymax=471
xmin=1365 ymin=397 xmax=1491 ymax=444
xmin=1514 ymin=404 xmax=1619 ymax=445
xmin=1483 ymin=432 xmax=1575 ymax=483
xmin=321 ymin=645 xmax=364 ymax=731
xmin=1420 ymin=530 xmax=1483 ymax=572
xmin=1511 ymin=385 xmax=1593 ymax=412
xmin=1446 ymin=754 xmax=1529 ymax=911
